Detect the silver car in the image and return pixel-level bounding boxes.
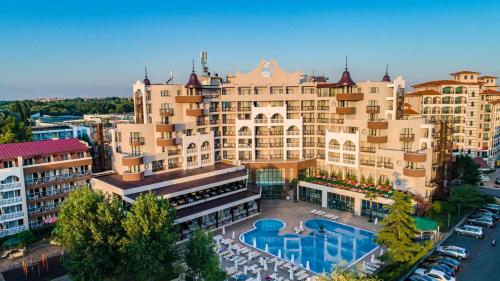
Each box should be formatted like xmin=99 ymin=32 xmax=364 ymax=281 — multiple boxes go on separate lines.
xmin=436 ymin=246 xmax=469 ymax=260
xmin=454 ymin=224 xmax=484 ymax=238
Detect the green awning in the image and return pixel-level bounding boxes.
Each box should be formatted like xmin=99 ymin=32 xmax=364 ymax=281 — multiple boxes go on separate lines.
xmin=2 ymin=237 xmax=21 ymax=248
xmin=414 ymin=217 xmax=439 ymax=231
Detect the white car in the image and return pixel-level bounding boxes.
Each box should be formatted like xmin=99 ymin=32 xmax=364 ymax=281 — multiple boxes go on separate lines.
xmin=415 ymin=268 xmax=455 ymax=281
xmin=454 ymin=224 xmax=484 ymax=238
xmin=436 ymin=246 xmax=469 ymax=259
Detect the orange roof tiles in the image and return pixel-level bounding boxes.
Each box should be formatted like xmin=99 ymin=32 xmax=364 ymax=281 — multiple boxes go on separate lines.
xmin=403 ymin=108 xmax=419 ymax=115
xmin=481 ymin=89 xmax=500 ymax=95
xmin=405 ymin=89 xmax=441 ymax=96
xmin=412 ymin=80 xmax=484 ymax=87
xmin=450 ymin=71 xmax=481 ymax=76
xmin=479 ymin=75 xmax=498 ymax=79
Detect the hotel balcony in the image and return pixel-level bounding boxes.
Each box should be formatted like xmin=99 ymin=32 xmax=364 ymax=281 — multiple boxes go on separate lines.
xmin=186 ymin=109 xmax=205 ymax=117
xmin=367 ymin=135 xmax=388 ymax=143
xmin=122 ymin=154 xmax=143 ymax=166
xmin=330 ymin=118 xmax=344 ymax=124
xmin=25 ymin=170 xmax=91 ymax=186
xmin=400 ymin=133 xmax=415 ymax=142
xmin=122 ymin=170 xmax=144 ymax=181
xmin=360 ymin=159 xmax=376 ymax=167
xmin=336 ymin=93 xmax=364 ymax=101
xmin=403 ymin=167 xmax=426 ymax=177
xmin=366 ymin=105 xmax=380 ymax=114
xmin=360 ymin=147 xmax=376 ymax=153
xmin=0 ymin=182 xmax=22 ymax=192
xmin=175 ymin=95 xmax=203 ymax=103
xmin=159 ymin=108 xmax=174 ymax=116
xmin=157 ymin=138 xmax=176 ymax=147
xmin=367 ymin=120 xmax=388 ymax=129
xmin=336 ymin=107 xmax=356 ymax=114
xmin=0 ymin=226 xmax=25 ymax=238
xmin=156 ymin=123 xmax=175 ymax=132
xmin=0 ymin=211 xmax=24 ymax=221
xmin=287 ymin=106 xmax=300 ymax=111
xmin=28 ymin=203 xmax=61 ymax=216
xmin=328 ymin=156 xmax=340 ymax=162
xmin=404 ymin=151 xmax=427 ymax=162
xmin=129 ymin=137 xmax=145 ymax=146
xmin=0 ymin=196 xmax=22 ymax=206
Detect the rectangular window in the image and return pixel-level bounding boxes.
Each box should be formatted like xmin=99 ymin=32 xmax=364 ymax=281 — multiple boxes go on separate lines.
xmin=160 ymin=90 xmax=170 ymax=97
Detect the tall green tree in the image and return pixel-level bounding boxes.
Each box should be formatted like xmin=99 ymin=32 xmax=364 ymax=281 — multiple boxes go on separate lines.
xmin=56 ymin=187 xmax=124 ymax=281
xmin=449 ymin=184 xmax=494 ymax=212
xmin=185 ymin=228 xmax=226 ymax=281
xmin=376 ymin=191 xmax=421 ymax=263
xmin=452 ymin=155 xmax=480 ymax=185
xmin=121 ymin=192 xmax=179 ymax=281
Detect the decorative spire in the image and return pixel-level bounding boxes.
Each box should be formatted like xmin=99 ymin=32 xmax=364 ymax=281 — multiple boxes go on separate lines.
xmin=143 ymin=66 xmax=151 ymax=85
xmin=192 ymin=59 xmax=195 ymax=73
xmin=185 ymin=60 xmax=202 ymax=89
xmin=345 ymin=56 xmax=348 ymax=70
xmin=382 ymin=63 xmax=391 ymax=82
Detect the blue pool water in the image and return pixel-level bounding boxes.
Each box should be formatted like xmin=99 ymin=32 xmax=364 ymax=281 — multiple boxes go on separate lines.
xmin=240 ymin=218 xmax=378 ymax=273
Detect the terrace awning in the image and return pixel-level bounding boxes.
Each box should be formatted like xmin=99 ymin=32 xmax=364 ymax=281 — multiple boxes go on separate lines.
xmin=414 ymin=217 xmax=438 ymax=231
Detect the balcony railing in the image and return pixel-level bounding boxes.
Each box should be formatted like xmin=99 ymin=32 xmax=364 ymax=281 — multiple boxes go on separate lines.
xmin=0 ymin=182 xmax=22 ymax=192
xmin=0 ymin=211 xmax=24 ymax=221
xmin=343 ymin=146 xmax=356 ymax=151
xmin=129 ymin=137 xmax=145 ymax=145
xmin=186 ymin=148 xmax=198 ymax=154
xmin=328 ymin=157 xmax=340 ymax=162
xmin=360 ymin=147 xmax=376 ymax=153
xmin=270 ymin=119 xmax=284 ymax=124
xmin=27 ymin=185 xmax=80 ymax=200
xmin=238 ymin=131 xmax=252 ymax=136
xmin=400 ymin=133 xmax=415 ymax=142
xmin=329 ymin=145 xmax=340 ymax=150
xmin=287 ymin=143 xmax=300 ymax=147
xmin=201 ymin=158 xmax=211 ymax=165
xmin=287 ymin=131 xmax=300 ymax=135
xmin=28 ymin=203 xmax=60 ymax=215
xmin=343 ymin=159 xmax=356 ymax=164
xmin=0 ymin=226 xmax=25 ymax=237
xmin=0 ymin=196 xmax=22 ymax=205
xmin=25 ymin=170 xmax=91 ymax=186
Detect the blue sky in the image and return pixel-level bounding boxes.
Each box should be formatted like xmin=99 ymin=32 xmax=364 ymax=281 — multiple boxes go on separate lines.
xmin=1 ymin=0 xmax=499 ymax=99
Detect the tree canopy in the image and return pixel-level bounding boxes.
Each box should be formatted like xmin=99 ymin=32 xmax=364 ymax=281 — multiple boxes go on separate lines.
xmin=448 ymin=184 xmax=495 ymax=210
xmin=376 ymin=191 xmax=421 ymax=263
xmin=121 ymin=192 xmax=179 ymax=281
xmin=56 ymin=186 xmax=124 ymax=281
xmin=452 ymin=155 xmax=481 ymax=186
xmin=185 ymin=227 xmax=226 ymax=281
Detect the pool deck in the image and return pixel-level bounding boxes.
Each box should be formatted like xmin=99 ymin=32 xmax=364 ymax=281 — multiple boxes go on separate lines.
xmin=216 ymin=199 xmax=385 ymax=275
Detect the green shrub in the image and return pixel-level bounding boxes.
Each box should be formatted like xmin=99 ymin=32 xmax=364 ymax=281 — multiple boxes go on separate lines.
xmin=17 ymin=230 xmax=36 ymax=247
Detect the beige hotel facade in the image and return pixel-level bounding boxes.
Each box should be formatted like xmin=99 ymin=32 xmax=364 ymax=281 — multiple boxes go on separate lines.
xmin=91 ymin=57 xmax=445 ymax=226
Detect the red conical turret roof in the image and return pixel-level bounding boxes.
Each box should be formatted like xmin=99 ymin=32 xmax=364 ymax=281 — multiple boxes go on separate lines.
xmin=185 ymin=71 xmax=202 ymax=89
xmin=337 ymin=57 xmax=355 ymax=86
xmin=382 ymin=64 xmax=391 ymax=82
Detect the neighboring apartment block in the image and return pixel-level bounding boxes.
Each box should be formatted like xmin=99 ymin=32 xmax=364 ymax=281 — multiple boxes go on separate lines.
xmin=0 ymin=139 xmax=92 ymax=237
xmin=31 ymin=124 xmax=91 ymax=142
xmin=91 ymin=57 xmax=442 ymax=224
xmin=405 ymin=71 xmax=500 ymax=167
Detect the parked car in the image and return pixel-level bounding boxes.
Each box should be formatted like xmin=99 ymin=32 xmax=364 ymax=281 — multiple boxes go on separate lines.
xmin=426 ymin=256 xmax=460 ymax=271
xmin=481 ymin=175 xmax=490 ymax=183
xmin=420 ymin=262 xmax=455 ymax=276
xmin=467 ymin=217 xmax=494 ymax=228
xmin=476 ymin=209 xmax=499 ymax=220
xmin=485 ymin=203 xmax=500 ymax=212
xmin=436 ymin=246 xmax=469 ymax=259
xmin=414 ymin=268 xmax=455 ymax=281
xmin=408 ymin=273 xmax=435 ymax=281
xmin=495 ymin=177 xmax=500 ymax=185
xmin=454 ymin=224 xmax=484 ymax=237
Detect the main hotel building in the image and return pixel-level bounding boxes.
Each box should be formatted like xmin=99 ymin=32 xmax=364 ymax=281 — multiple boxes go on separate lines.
xmin=93 ymin=59 xmax=440 ymax=237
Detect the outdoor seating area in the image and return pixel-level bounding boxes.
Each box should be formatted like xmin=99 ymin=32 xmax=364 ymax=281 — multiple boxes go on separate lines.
xmin=214 ymin=234 xmax=313 ymax=281
xmin=303 ymin=176 xmax=393 ymax=197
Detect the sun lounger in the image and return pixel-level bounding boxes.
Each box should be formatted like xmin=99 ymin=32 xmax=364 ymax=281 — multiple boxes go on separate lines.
xmin=310 ymin=209 xmax=317 ymax=214
xmin=269 ymin=258 xmax=278 ymax=263
xmin=239 ymin=260 xmax=248 ymax=266
xmin=276 ymin=277 xmax=284 ymax=281
xmin=251 ymin=267 xmax=262 ymax=274
xmin=276 ymin=260 xmax=285 ymax=266
xmin=292 ymin=266 xmax=300 ymax=272
xmin=365 ymin=262 xmax=380 ymax=269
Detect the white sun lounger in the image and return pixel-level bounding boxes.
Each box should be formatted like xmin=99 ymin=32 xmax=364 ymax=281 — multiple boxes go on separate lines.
xmin=310 ymin=209 xmax=317 ymax=214
xmin=269 ymin=258 xmax=278 ymax=263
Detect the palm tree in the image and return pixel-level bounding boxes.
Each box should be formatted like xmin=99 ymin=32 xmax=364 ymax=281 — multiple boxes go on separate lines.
xmin=365 ymin=191 xmax=377 ymax=222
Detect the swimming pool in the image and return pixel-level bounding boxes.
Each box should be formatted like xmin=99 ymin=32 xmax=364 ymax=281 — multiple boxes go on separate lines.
xmin=240 ymin=218 xmax=378 ymax=273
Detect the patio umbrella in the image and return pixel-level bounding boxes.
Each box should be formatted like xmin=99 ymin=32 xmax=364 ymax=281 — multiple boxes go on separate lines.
xmin=374 ymin=218 xmax=378 ymax=225
xmin=234 ymin=259 xmax=238 ymax=269
xmin=244 ymin=265 xmax=248 ymax=275
xmin=371 ymin=254 xmax=375 ymax=263
xmin=291 ymin=254 xmax=295 ymax=264
xmin=232 ymin=231 xmax=236 ymax=240
xmin=274 ymin=261 xmax=278 ymax=272
xmin=222 ymin=226 xmax=226 ymax=235
xmin=289 ymin=267 xmax=294 ymax=280
xmin=380 ymin=248 xmax=384 ymax=256
xmin=259 ymin=257 xmax=264 ymax=266
xmin=237 ymin=247 xmax=241 ymax=256
xmin=253 ymin=238 xmax=257 ymax=248
xmin=362 ymin=261 xmax=366 ymax=271
xmin=248 ymin=251 xmax=253 ymax=260
xmin=306 ymin=260 xmax=310 ymax=271
xmin=265 ymin=243 xmax=269 ymax=253
xmin=278 ymin=249 xmax=282 ymax=258
xmin=299 ymin=221 xmax=304 ymax=232
xmin=263 ymin=260 xmax=268 ymax=271
xmin=256 ymin=271 xmax=262 ymax=281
